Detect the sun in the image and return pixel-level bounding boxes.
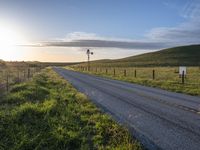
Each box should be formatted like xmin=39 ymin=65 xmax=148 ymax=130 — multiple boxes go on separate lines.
xmin=0 ymin=22 xmax=28 ymax=60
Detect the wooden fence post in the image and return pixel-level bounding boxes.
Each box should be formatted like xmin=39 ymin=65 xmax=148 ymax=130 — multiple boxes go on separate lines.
xmin=28 ymin=68 xmax=30 ymax=79
xmin=182 ymin=71 xmax=185 ymax=84
xmin=106 ymin=68 xmax=108 ymax=74
xmin=6 ymin=72 xmax=9 ymax=92
xmin=124 ymin=69 xmax=126 ymax=77
xmin=153 ymin=70 xmax=155 ymax=80
xmin=18 ymin=71 xmax=20 ymax=82
xmin=114 ymin=69 xmax=115 ymax=76
xmin=24 ymin=70 xmax=26 ymax=80
xmin=134 ymin=69 xmax=137 ymax=78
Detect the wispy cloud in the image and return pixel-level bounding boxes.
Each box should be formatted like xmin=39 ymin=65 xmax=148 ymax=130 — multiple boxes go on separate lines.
xmin=146 ymin=20 xmax=200 ymax=45
xmin=147 ymin=0 xmax=200 ymax=46
xmin=181 ymin=0 xmax=200 ymax=19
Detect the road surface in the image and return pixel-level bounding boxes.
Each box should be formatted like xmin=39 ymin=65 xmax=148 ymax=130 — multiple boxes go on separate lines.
xmin=54 ymin=67 xmax=200 ymax=150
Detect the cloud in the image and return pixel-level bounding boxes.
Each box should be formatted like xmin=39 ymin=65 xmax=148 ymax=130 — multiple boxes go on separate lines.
xmin=41 ymin=39 xmax=166 ymax=50
xmin=61 ymin=32 xmax=99 ymax=41
xmin=24 ymin=32 xmax=168 ymax=50
xmin=146 ymin=20 xmax=200 ymax=44
xmin=147 ymin=0 xmax=200 ymax=46
xmin=181 ymin=0 xmax=200 ymax=19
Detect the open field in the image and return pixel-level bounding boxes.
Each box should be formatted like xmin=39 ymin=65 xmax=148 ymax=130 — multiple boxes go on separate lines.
xmin=0 ymin=68 xmax=142 ymax=150
xmin=86 ymin=45 xmax=200 ymax=67
xmin=71 ymin=66 xmax=200 ymax=96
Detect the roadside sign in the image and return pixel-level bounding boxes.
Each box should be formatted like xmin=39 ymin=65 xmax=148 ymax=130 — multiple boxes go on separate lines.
xmin=179 ymin=66 xmax=187 ymax=75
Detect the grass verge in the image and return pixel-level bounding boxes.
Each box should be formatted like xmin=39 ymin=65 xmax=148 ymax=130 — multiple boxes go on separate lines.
xmin=0 ymin=68 xmax=142 ymax=150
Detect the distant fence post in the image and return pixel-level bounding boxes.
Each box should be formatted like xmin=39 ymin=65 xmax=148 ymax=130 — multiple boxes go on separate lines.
xmin=96 ymin=67 xmax=97 ymax=72
xmin=106 ymin=68 xmax=108 ymax=74
xmin=114 ymin=69 xmax=115 ymax=76
xmin=182 ymin=71 xmax=185 ymax=84
xmin=134 ymin=69 xmax=137 ymax=78
xmin=6 ymin=72 xmax=9 ymax=92
xmin=24 ymin=70 xmax=26 ymax=80
xmin=153 ymin=70 xmax=155 ymax=80
xmin=124 ymin=69 xmax=126 ymax=77
xmin=28 ymin=68 xmax=30 ymax=79
xmin=18 ymin=71 xmax=20 ymax=82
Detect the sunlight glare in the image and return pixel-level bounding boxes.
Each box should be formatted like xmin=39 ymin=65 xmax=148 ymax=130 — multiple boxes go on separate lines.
xmin=0 ymin=22 xmax=28 ymax=60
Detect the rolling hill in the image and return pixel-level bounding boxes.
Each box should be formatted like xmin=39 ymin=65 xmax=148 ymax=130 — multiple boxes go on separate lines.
xmin=90 ymin=45 xmax=200 ymax=67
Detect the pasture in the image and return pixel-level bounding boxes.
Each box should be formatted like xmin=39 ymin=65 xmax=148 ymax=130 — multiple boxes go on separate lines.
xmin=71 ymin=66 xmax=200 ymax=96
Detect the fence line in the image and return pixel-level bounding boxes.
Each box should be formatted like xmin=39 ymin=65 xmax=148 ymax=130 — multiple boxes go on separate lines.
xmin=74 ymin=66 xmax=199 ymax=85
xmin=0 ymin=67 xmax=42 ymax=94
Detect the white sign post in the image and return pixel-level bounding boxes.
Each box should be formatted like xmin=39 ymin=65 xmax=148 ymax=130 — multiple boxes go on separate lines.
xmin=179 ymin=66 xmax=186 ymax=84
xmin=179 ymin=66 xmax=187 ymax=76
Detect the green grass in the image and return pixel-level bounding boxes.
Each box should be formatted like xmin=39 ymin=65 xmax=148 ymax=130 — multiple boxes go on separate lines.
xmin=0 ymin=62 xmax=42 ymax=97
xmin=71 ymin=45 xmax=200 ymax=96
xmin=0 ymin=68 xmax=142 ymax=150
xmin=71 ymin=67 xmax=200 ymax=96
xmin=81 ymin=45 xmax=200 ymax=67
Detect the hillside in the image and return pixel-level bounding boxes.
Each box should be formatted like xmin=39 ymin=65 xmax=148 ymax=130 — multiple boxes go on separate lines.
xmin=90 ymin=45 xmax=200 ymax=67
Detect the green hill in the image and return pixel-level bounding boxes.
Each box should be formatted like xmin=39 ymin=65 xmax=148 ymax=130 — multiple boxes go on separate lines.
xmin=90 ymin=45 xmax=200 ymax=67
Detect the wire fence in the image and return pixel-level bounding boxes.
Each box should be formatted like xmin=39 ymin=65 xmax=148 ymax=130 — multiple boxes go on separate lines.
xmin=73 ymin=66 xmax=200 ymax=86
xmin=0 ymin=67 xmax=42 ymax=96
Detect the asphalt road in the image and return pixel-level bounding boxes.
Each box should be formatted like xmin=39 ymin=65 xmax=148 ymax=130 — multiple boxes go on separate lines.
xmin=54 ymin=67 xmax=200 ymax=150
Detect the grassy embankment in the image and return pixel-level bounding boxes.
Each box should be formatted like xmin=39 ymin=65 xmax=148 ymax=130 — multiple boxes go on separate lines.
xmin=0 ymin=68 xmax=142 ymax=150
xmin=71 ymin=67 xmax=200 ymax=96
xmin=87 ymin=45 xmax=200 ymax=67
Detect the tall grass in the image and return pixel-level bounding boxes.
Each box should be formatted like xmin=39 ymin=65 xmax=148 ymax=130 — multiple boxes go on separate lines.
xmin=0 ymin=68 xmax=142 ymax=150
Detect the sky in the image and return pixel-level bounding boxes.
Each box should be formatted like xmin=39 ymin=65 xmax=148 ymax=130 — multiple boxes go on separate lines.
xmin=0 ymin=0 xmax=200 ymax=62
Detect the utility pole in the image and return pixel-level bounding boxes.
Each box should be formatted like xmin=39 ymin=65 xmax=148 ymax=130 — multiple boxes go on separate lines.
xmin=86 ymin=49 xmax=93 ymax=71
